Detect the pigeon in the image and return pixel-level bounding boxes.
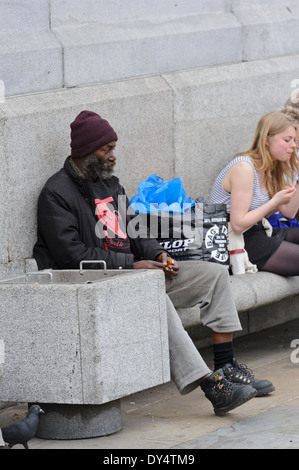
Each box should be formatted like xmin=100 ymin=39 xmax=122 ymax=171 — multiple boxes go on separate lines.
xmin=1 ymin=404 xmax=44 ymax=449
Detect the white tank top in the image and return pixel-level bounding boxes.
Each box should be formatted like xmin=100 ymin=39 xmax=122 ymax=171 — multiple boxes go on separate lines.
xmin=210 ymin=156 xmax=270 ymax=212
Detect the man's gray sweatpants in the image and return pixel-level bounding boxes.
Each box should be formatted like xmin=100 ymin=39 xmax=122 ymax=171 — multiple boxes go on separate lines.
xmin=165 ymin=260 xmax=242 ymax=394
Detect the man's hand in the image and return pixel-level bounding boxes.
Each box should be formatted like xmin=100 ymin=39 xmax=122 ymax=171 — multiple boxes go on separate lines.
xmin=156 ymin=253 xmax=179 ymax=277
xmin=133 ymin=253 xmax=179 ymax=277
xmin=133 ymin=260 xmax=165 ymax=270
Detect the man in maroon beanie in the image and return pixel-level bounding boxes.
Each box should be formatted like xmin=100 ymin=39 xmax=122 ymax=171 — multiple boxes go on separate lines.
xmin=33 ymin=110 xmax=274 ymax=416
xmin=70 ymin=110 xmax=118 ymax=158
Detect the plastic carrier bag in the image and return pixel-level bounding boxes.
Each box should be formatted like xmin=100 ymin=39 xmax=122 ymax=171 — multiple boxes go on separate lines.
xmin=267 ymin=211 xmax=299 ymax=228
xmin=195 ymin=197 xmax=229 ymax=268
xmin=130 ymin=176 xmax=229 ymax=268
xmin=129 ymin=174 xmax=195 ymax=214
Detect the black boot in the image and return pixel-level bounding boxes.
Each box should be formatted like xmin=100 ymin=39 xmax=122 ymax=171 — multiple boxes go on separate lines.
xmin=200 ymin=369 xmax=257 ymax=416
xmin=222 ymin=358 xmax=275 ymax=397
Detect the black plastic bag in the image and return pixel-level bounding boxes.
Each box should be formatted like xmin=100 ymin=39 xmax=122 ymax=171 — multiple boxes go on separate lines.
xmin=195 ymin=197 xmax=229 ymax=267
xmin=156 ymin=197 xmax=229 ymax=268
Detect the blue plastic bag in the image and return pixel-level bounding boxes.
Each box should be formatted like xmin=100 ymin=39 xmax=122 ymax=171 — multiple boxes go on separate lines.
xmin=130 ymin=174 xmax=195 ymax=214
xmin=267 ymin=212 xmax=299 ymax=228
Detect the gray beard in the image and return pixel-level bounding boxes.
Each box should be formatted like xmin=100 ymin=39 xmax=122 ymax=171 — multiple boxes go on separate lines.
xmin=82 ymin=154 xmax=114 ymax=181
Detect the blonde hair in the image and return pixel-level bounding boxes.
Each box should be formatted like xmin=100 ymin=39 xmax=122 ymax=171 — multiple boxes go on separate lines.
xmin=238 ymin=112 xmax=298 ymax=198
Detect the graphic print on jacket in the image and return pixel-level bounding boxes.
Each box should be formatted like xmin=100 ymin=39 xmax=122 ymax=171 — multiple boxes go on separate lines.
xmin=94 ymin=196 xmax=131 ymax=252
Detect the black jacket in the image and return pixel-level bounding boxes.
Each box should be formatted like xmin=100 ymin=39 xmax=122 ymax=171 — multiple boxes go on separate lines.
xmin=33 ymin=157 xmax=166 ymax=270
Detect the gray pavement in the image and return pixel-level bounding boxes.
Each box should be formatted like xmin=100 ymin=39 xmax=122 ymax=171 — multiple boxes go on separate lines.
xmin=1 ymin=318 xmax=299 ymax=450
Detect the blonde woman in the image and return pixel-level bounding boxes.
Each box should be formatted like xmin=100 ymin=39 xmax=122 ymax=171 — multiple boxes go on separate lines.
xmin=210 ymin=112 xmax=299 ymax=275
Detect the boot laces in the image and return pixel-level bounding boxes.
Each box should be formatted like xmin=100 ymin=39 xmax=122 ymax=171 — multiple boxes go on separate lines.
xmin=215 ymin=375 xmax=234 ymax=395
xmin=236 ymin=363 xmax=254 ymax=379
xmin=227 ymin=362 xmax=253 ymax=384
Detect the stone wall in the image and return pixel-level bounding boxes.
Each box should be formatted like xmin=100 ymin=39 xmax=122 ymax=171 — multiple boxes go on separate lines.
xmin=1 ymin=0 xmax=299 ymax=96
xmin=1 ymin=0 xmax=299 ymax=279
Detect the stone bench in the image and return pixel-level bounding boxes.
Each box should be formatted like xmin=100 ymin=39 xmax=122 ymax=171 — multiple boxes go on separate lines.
xmin=179 ymin=271 xmax=299 ymax=349
xmin=0 ymin=265 xmax=170 ymax=439
xmin=1 ymin=262 xmax=299 ymax=439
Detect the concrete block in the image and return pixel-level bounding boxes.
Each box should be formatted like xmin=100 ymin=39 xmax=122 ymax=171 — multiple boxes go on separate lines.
xmin=163 ymin=55 xmax=299 ymax=200
xmin=0 ymin=31 xmax=63 ymax=96
xmin=51 ymin=0 xmax=231 ymax=27
xmin=0 ymin=120 xmax=8 ymax=265
xmin=0 ymin=75 xmax=173 ymax=279
xmin=234 ymin=5 xmax=299 ymax=60
xmin=163 ymin=55 xmax=299 ymax=122
xmin=0 ymin=283 xmax=82 ymax=403
xmin=0 ymin=340 xmax=4 ymax=380
xmin=2 ymin=52 xmax=299 ymax=277
xmin=0 ymin=260 xmax=36 ymax=283
xmin=230 ymin=272 xmax=299 ymax=315
xmin=0 ymin=341 xmax=4 ymax=364
xmin=35 ymin=402 xmax=122 ymax=439
xmin=232 ymin=0 xmax=295 ymax=8
xmin=0 ymin=269 xmax=170 ymax=404
xmin=77 ymin=270 xmax=169 ymax=403
xmin=247 ymin=295 xmax=299 ymax=334
xmin=54 ymin=13 xmax=241 ymax=87
xmin=0 ymin=0 xmax=50 ymax=32
xmin=3 ymin=110 xmax=69 ymax=262
xmin=236 ymin=272 xmax=297 ymax=308
xmin=180 ymin=272 xmax=299 ymax=350
xmin=172 ymin=115 xmax=258 ymax=201
xmin=2 ymin=0 xmax=299 ymax=97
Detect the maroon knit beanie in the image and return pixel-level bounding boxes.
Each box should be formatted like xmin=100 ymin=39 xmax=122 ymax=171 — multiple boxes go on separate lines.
xmin=70 ymin=110 xmax=118 ymax=158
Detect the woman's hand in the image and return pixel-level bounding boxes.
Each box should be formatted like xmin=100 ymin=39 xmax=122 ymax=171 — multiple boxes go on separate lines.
xmin=274 ymin=183 xmax=299 ymax=219
xmin=272 ymin=184 xmax=296 ymax=207
xmin=229 ymin=163 xmax=298 ymax=232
